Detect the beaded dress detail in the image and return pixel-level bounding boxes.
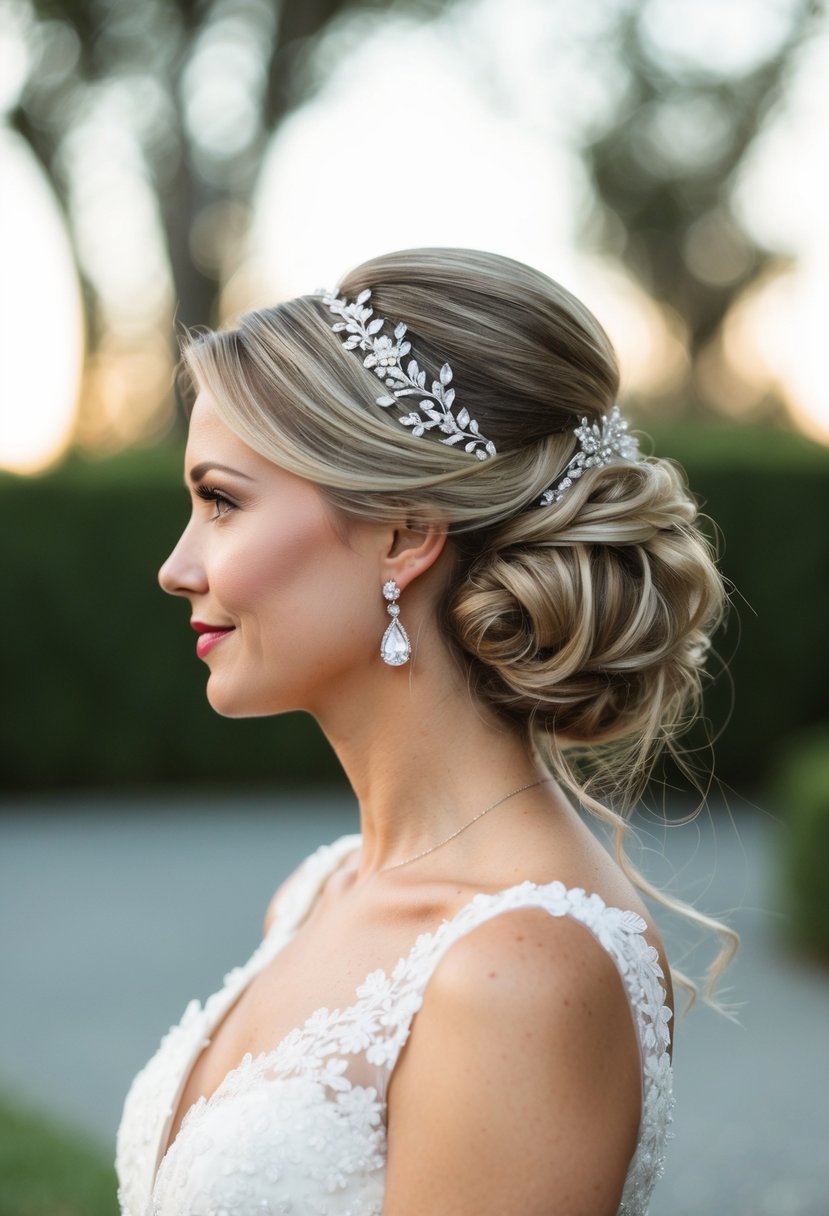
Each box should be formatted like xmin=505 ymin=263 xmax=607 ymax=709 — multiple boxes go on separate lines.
xmin=115 ymin=834 xmax=674 ymax=1215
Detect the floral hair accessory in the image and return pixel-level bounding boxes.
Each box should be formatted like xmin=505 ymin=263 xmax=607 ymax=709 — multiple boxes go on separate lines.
xmin=539 ymin=405 xmax=641 ymax=506
xmin=321 ymin=288 xmax=497 ymax=461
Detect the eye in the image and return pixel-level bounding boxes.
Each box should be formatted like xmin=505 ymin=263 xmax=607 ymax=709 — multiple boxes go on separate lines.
xmin=195 ymin=484 xmax=236 ymax=519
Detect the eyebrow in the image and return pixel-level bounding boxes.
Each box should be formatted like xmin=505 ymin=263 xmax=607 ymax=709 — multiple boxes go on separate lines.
xmin=187 ymin=462 xmax=255 ymax=485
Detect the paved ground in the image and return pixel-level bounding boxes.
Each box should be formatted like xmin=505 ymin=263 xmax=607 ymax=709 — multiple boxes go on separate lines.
xmin=1 ymin=790 xmax=827 ymax=1215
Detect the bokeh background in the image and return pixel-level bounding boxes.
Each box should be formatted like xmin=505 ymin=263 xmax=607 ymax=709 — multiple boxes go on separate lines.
xmin=1 ymin=1 xmax=828 ymax=1213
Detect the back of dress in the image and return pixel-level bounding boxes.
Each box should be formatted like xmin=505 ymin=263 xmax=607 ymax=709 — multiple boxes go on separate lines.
xmin=116 ymin=835 xmax=673 ymax=1216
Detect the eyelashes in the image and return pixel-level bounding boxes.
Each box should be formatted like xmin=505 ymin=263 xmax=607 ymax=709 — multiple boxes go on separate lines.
xmin=195 ymin=484 xmax=236 ymax=518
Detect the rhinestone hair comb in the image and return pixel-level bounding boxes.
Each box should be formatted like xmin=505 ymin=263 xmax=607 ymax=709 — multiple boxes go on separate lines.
xmin=321 ymin=288 xmax=640 ymax=498
xmin=539 ymin=406 xmax=641 ymax=506
xmin=322 ymin=289 xmax=497 ymax=461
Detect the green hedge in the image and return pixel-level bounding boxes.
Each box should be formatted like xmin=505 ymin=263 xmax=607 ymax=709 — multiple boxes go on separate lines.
xmin=644 ymin=422 xmax=829 ymax=795
xmin=0 ymin=1090 xmax=117 ymax=1216
xmin=0 ymin=448 xmax=344 ymax=790
xmin=1 ymin=422 xmax=827 ymax=792
xmin=775 ymin=728 xmax=829 ymax=955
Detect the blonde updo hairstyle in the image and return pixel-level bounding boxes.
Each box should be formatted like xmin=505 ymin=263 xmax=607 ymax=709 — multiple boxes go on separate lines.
xmin=181 ymin=247 xmax=737 ymax=1006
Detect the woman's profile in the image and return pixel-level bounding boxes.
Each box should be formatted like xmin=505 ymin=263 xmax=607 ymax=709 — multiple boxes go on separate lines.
xmin=115 ymin=247 xmax=736 ymax=1215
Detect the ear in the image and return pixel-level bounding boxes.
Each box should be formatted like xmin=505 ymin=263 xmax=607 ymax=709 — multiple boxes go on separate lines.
xmin=382 ymin=522 xmax=450 ymax=594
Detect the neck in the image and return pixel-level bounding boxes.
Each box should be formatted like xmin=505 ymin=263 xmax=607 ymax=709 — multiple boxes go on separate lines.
xmin=311 ymin=639 xmax=547 ymax=879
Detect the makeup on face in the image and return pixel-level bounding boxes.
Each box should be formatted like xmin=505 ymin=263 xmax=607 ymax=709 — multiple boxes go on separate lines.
xmin=191 ymin=620 xmax=236 ymax=660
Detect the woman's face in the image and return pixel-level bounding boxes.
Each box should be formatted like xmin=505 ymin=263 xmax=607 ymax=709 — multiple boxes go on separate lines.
xmin=158 ymin=391 xmax=384 ymax=718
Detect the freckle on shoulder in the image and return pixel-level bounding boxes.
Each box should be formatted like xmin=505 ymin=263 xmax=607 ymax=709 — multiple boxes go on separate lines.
xmin=426 ymin=905 xmax=635 ymax=1029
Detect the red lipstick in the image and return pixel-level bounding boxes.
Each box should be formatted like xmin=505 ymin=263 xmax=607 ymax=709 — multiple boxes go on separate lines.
xmin=191 ymin=620 xmax=235 ymax=659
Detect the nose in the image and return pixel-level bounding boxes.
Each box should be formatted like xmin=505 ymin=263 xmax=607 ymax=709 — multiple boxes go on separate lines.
xmin=158 ymin=522 xmax=207 ymax=598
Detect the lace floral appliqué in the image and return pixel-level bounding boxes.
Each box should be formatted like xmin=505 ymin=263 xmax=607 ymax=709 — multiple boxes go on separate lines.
xmin=116 ymin=836 xmax=673 ymax=1216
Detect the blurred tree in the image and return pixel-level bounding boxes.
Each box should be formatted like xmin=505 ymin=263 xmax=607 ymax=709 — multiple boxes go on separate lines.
xmin=577 ymin=0 xmax=824 ymax=417
xmin=7 ymin=0 xmax=450 ymax=441
xmin=6 ymin=0 xmax=826 ymax=442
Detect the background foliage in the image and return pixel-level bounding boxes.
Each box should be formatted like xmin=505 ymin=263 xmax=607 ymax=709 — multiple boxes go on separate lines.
xmin=2 ymin=422 xmax=827 ymax=795
xmin=0 ymin=1089 xmax=117 ymax=1216
xmin=775 ymin=727 xmax=829 ymax=955
xmin=6 ymin=0 xmax=823 ymax=449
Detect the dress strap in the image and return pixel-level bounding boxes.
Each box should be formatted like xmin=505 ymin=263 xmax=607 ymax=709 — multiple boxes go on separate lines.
xmin=271 ymin=833 xmax=362 ymax=933
xmin=376 ymin=881 xmax=673 ymax=1093
xmin=371 ymin=881 xmax=674 ymax=1212
xmin=248 ymin=863 xmax=674 ymax=1210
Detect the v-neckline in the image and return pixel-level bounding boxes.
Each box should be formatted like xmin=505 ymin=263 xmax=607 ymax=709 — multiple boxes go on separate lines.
xmin=156 ymin=884 xmax=444 ymax=1178
xmin=154 ymin=870 xmax=568 ymax=1181
xmin=155 ymin=837 xmax=363 ymax=1175
xmin=154 ymin=844 xmax=526 ymax=1181
xmin=152 ymin=838 xmax=670 ymax=1193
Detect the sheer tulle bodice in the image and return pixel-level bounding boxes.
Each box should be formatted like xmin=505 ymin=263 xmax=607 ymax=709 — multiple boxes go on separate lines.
xmin=116 ymin=834 xmax=674 ymax=1215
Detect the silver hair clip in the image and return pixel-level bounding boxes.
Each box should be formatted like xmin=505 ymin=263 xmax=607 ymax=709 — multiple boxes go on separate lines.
xmin=539 ymin=406 xmax=641 ymax=506
xmin=322 ymin=289 xmax=497 ymax=461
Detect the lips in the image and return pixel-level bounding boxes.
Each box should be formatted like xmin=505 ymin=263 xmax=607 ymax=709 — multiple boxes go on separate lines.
xmin=191 ymin=620 xmax=235 ymax=659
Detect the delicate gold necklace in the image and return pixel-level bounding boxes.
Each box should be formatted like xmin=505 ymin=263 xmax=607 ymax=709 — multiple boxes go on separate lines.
xmin=380 ymin=779 xmax=548 ymax=873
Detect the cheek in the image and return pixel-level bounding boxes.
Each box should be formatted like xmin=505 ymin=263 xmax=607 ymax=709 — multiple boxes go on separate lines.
xmin=212 ymin=510 xmax=361 ymax=631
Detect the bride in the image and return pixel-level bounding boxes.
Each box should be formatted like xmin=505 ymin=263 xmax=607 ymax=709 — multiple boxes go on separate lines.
xmin=116 ymin=247 xmax=736 ymax=1215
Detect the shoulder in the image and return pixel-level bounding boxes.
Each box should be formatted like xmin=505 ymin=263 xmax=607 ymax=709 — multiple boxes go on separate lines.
xmin=418 ymin=901 xmax=641 ymax=1060
xmin=262 ymin=872 xmax=297 ymax=936
xmin=384 ymin=902 xmax=643 ymax=1215
xmin=263 ymin=833 xmax=361 ymax=936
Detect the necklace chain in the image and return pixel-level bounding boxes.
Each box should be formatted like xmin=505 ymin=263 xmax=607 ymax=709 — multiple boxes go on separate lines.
xmin=380 ymin=779 xmax=548 ymax=873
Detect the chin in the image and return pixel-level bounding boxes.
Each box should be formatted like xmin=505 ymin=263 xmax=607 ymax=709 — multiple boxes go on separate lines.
xmin=204 ymin=675 xmax=298 ymax=720
xmin=205 ymin=676 xmax=257 ymax=719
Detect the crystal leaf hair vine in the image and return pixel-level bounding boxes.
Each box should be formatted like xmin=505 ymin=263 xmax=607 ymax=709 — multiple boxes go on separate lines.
xmin=538 ymin=406 xmax=641 ymax=506
xmin=321 ymin=288 xmax=497 ymax=460
xmin=321 ymin=287 xmax=642 ymax=500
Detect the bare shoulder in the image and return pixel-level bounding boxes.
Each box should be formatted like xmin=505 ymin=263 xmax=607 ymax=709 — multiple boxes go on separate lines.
xmin=262 ymin=855 xmax=312 ymax=936
xmin=426 ymin=904 xmax=632 ymax=1016
xmin=262 ymin=834 xmax=362 ymax=936
xmin=262 ymin=876 xmax=293 ymax=937
xmin=384 ymin=906 xmax=642 ymax=1216
xmin=403 ymin=904 xmax=642 ymax=1069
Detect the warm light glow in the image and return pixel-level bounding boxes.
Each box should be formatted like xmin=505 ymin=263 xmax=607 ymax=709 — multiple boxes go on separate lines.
xmin=723 ymin=265 xmax=829 ymax=442
xmin=249 ymin=25 xmax=582 ymax=301
xmin=1 ymin=0 xmax=828 ymax=473
xmin=0 ymin=131 xmax=84 ymax=473
xmin=245 ymin=25 xmax=694 ymax=413
xmin=572 ymin=259 xmax=692 ymax=402
xmin=731 ymin=13 xmax=829 ymax=440
xmin=77 ymin=333 xmax=177 ymax=452
xmin=780 ymin=261 xmax=829 ymax=443
xmin=246 ymin=25 xmax=687 ymax=404
xmin=245 ymin=5 xmax=829 ymax=443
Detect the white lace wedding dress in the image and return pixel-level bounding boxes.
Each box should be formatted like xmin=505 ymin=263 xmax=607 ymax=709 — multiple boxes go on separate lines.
xmin=116 ymin=833 xmax=674 ymax=1215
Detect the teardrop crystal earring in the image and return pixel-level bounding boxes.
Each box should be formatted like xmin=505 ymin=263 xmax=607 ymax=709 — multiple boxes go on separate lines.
xmin=380 ymin=579 xmax=411 ymax=667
